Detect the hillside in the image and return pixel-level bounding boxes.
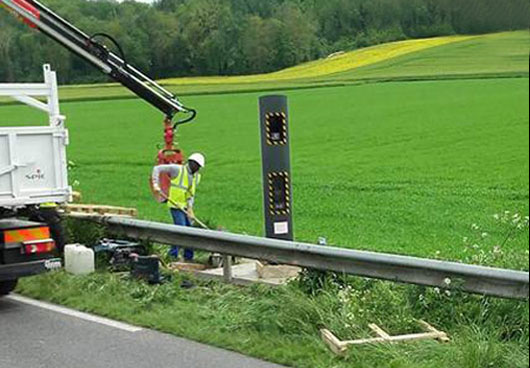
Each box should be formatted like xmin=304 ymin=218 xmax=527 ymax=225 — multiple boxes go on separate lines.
xmin=327 ymin=31 xmax=530 ymax=81
xmin=52 ymin=31 xmax=530 ymax=102
xmin=160 ymin=35 xmax=474 ymax=85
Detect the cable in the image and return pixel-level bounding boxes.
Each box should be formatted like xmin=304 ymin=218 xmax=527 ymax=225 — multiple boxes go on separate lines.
xmin=89 ymin=33 xmax=128 ymax=67
xmin=88 ymin=33 xmax=197 ymax=127
xmin=173 ymin=107 xmax=197 ymax=129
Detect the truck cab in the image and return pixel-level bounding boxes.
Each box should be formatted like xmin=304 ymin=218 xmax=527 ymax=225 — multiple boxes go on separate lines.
xmin=0 ymin=65 xmax=69 ymax=295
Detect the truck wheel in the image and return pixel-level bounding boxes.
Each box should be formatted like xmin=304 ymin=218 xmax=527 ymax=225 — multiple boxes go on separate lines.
xmin=0 ymin=279 xmax=18 ymax=296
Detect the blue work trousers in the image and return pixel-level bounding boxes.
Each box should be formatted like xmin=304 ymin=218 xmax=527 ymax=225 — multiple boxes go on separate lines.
xmin=169 ymin=208 xmax=194 ymax=261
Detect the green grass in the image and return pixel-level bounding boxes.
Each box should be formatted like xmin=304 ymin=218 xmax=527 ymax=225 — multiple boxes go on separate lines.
xmin=2 ymin=78 xmax=528 ymax=264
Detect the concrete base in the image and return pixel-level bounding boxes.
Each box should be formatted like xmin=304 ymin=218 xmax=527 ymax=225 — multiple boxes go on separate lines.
xmin=256 ymin=262 xmax=301 ymax=280
xmin=195 ymin=260 xmax=301 ymax=286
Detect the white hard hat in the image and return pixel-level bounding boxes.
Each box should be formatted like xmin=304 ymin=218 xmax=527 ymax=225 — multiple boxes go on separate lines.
xmin=188 ymin=153 xmax=205 ymax=168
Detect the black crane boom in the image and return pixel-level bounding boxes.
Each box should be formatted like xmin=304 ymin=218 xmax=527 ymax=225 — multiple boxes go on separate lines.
xmin=1 ymin=0 xmax=196 ymax=123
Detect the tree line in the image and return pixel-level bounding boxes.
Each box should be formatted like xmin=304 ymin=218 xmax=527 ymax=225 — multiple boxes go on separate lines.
xmin=0 ymin=0 xmax=528 ymax=83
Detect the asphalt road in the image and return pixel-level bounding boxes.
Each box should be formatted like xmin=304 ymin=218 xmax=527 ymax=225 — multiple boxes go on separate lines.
xmin=0 ymin=294 xmax=286 ymax=368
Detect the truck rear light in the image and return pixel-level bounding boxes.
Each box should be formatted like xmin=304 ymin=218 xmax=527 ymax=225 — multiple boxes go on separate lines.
xmin=22 ymin=239 xmax=56 ymax=254
xmin=4 ymin=226 xmax=50 ymax=244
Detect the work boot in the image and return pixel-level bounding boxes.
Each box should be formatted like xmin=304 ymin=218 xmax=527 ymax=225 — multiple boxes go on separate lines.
xmin=183 ymin=248 xmax=194 ymax=262
xmin=168 ymin=246 xmax=180 ymax=259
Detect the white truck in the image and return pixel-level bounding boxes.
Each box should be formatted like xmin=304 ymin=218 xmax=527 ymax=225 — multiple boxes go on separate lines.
xmin=0 ymin=65 xmax=68 ymax=295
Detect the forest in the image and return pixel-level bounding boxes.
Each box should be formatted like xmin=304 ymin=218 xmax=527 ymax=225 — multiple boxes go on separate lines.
xmin=0 ymin=0 xmax=528 ymax=83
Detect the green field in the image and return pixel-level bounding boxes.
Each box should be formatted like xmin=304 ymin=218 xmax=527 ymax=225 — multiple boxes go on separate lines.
xmin=2 ymin=77 xmax=528 ymax=264
xmin=325 ymin=31 xmax=530 ymax=81
xmin=2 ymin=31 xmax=529 ymax=368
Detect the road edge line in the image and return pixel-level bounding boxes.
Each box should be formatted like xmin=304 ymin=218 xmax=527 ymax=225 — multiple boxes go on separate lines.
xmin=7 ymin=294 xmax=143 ymax=333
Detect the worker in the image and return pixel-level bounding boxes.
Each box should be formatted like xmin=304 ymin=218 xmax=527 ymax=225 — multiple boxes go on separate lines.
xmin=152 ymin=153 xmax=205 ymax=261
xmin=29 ymin=202 xmax=66 ymax=254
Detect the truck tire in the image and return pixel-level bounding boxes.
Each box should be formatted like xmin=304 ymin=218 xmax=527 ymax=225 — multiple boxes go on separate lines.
xmin=0 ymin=279 xmax=18 ymax=296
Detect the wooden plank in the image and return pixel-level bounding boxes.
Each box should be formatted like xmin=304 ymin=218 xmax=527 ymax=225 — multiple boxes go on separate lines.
xmin=320 ymin=329 xmax=348 ymax=356
xmin=65 ymin=204 xmax=137 ymax=217
xmin=169 ymin=262 xmax=208 ymax=272
xmin=67 ymin=213 xmax=134 ymax=219
xmin=369 ymin=324 xmax=391 ymax=340
xmin=322 ymin=321 xmax=450 ymax=355
xmin=71 ymin=191 xmax=82 ymax=203
xmin=344 ymin=332 xmax=445 ymax=346
xmin=418 ymin=320 xmax=450 ymax=343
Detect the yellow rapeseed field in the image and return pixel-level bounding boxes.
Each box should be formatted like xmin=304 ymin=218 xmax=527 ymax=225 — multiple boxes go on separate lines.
xmin=162 ymin=35 xmax=475 ymax=86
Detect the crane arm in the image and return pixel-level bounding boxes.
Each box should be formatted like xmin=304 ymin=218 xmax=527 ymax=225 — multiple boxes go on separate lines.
xmin=0 ymin=0 xmax=196 ymax=124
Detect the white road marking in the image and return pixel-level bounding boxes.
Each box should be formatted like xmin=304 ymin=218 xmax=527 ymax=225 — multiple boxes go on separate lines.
xmin=7 ymin=294 xmax=143 ymax=333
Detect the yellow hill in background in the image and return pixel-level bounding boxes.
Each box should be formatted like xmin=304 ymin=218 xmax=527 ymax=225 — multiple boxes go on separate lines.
xmin=162 ymin=35 xmax=475 ymax=86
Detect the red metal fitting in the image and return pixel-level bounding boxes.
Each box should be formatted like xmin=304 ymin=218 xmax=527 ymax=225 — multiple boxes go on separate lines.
xmin=150 ymin=118 xmax=185 ymax=203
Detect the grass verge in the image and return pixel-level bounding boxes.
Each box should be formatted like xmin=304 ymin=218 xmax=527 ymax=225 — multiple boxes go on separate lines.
xmin=17 ymin=266 xmax=529 ymax=368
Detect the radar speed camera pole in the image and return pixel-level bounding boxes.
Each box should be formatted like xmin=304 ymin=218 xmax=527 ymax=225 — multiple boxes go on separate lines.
xmin=259 ymin=95 xmax=293 ymax=241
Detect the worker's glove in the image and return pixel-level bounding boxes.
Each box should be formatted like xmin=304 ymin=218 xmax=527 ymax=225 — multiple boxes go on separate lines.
xmin=153 ymin=185 xmax=162 ymax=194
xmin=186 ymin=208 xmax=195 ymax=220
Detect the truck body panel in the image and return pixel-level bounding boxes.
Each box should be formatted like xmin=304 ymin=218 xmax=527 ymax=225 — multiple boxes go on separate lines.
xmin=0 ymin=126 xmax=70 ymax=207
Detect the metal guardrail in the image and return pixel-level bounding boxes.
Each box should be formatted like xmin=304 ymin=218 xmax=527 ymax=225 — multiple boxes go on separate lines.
xmin=84 ymin=216 xmax=529 ymax=300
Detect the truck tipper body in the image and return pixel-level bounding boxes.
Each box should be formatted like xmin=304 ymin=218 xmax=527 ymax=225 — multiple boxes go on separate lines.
xmin=0 ymin=65 xmax=67 ymax=295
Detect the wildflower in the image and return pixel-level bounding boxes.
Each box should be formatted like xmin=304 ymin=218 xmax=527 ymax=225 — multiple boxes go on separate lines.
xmin=493 ymin=246 xmax=502 ymax=255
xmin=434 ymin=288 xmax=441 ymax=294
xmin=471 ymin=224 xmax=480 ymax=230
xmin=445 ymin=290 xmax=452 ymax=297
xmin=463 ymin=237 xmax=469 ymax=243
xmin=472 ymin=244 xmax=480 ymax=249
xmin=493 ymin=214 xmax=500 ymax=221
xmin=481 ymin=232 xmax=489 ymax=239
xmin=444 ymin=278 xmax=452 ymax=286
xmin=73 ymin=180 xmax=80 ymax=187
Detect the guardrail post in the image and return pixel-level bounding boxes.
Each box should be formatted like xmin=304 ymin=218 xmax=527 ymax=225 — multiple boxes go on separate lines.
xmin=222 ymin=255 xmax=233 ymax=283
xmin=259 ymin=95 xmax=294 ymax=241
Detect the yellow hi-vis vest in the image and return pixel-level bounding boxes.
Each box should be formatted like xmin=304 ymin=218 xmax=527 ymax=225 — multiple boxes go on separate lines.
xmin=168 ymin=166 xmax=200 ymax=209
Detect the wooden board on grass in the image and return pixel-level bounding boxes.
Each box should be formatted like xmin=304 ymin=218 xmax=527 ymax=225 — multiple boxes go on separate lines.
xmin=64 ymin=204 xmax=138 ymax=218
xmin=321 ymin=320 xmax=449 ymax=355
